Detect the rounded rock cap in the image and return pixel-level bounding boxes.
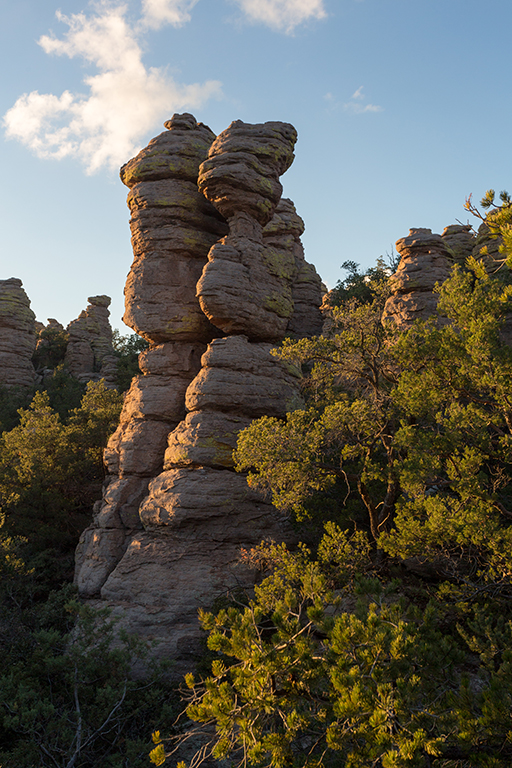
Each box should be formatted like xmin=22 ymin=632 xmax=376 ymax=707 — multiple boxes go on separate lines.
xmin=88 ymin=295 xmax=111 ymax=307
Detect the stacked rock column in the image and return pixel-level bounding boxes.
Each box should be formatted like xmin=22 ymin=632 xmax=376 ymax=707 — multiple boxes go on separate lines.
xmin=64 ymin=295 xmax=118 ymax=387
xmin=75 ymin=114 xmax=226 ymax=597
xmin=75 ymin=116 xmax=325 ymax=674
xmin=0 ymin=278 xmax=36 ymax=389
xmin=96 ymin=121 xmax=305 ymax=671
xmin=382 ymin=228 xmax=453 ymax=328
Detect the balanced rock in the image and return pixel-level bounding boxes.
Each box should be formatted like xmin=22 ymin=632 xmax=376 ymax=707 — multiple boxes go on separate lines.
xmin=0 ymin=278 xmax=36 ymax=389
xmin=196 ymin=120 xmax=300 ymax=340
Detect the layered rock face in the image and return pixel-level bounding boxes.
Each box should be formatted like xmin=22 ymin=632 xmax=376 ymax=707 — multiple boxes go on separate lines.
xmin=0 ymin=278 xmax=36 ymax=389
xmin=75 ymin=115 xmax=323 ymax=671
xmin=382 ymin=220 xmax=506 ymax=328
xmin=64 ymin=295 xmax=118 ymax=387
xmin=120 ymin=113 xmax=227 ymax=342
xmin=382 ymin=228 xmax=454 ymax=328
xmin=197 ymin=120 xmax=323 ymax=340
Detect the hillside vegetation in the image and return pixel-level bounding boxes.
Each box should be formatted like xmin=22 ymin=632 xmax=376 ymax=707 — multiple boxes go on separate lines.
xmin=152 ymin=192 xmax=512 ymax=768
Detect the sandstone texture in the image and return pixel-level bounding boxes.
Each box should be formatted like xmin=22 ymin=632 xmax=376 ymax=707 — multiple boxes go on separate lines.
xmin=196 ymin=121 xmax=303 ymax=340
xmin=0 ymin=278 xmax=36 ymax=389
xmin=120 ymin=113 xmax=227 ymax=343
xmin=471 ymin=220 xmax=504 ymax=269
xmin=382 ymin=228 xmax=453 ymax=328
xmin=382 ymin=218 xmax=506 ymax=328
xmin=75 ymin=114 xmax=323 ymax=673
xmin=264 ymin=198 xmax=324 ymax=338
xmin=65 ymin=295 xmax=118 ymax=387
xmin=442 ymin=224 xmax=475 ymax=264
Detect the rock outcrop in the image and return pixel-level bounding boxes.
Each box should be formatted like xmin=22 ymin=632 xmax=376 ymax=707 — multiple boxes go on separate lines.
xmin=442 ymin=224 xmax=475 ymax=264
xmin=196 ymin=120 xmax=323 ymax=340
xmin=120 ymin=113 xmax=227 ymax=343
xmin=382 ymin=217 xmax=507 ymax=328
xmin=64 ymin=295 xmax=118 ymax=387
xmin=0 ymin=278 xmax=36 ymax=389
xmin=382 ymin=228 xmax=453 ymax=328
xmin=75 ymin=115 xmax=323 ymax=672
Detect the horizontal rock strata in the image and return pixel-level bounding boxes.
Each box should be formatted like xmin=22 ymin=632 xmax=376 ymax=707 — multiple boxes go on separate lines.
xmin=382 ymin=228 xmax=453 ymax=328
xmin=65 ymin=295 xmax=118 ymax=387
xmin=75 ymin=114 xmax=323 ymax=674
xmin=121 ymin=113 xmax=227 ymax=343
xmin=196 ymin=120 xmax=300 ymax=341
xmin=0 ymin=278 xmax=36 ymax=389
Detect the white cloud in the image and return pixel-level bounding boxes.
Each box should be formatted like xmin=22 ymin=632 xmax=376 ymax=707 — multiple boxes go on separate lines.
xmin=232 ymin=0 xmax=327 ymax=33
xmin=3 ymin=2 xmax=221 ymax=173
xmin=344 ymin=86 xmax=382 ymax=114
xmin=140 ymin=0 xmax=200 ymax=29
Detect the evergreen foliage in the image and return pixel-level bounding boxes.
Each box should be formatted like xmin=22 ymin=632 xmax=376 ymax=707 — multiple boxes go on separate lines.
xmin=0 ymin=594 xmax=177 ymax=767
xmin=0 ymin=378 xmax=182 ymax=767
xmin=153 ymin=191 xmax=512 ymax=767
xmin=112 ymin=330 xmax=149 ymax=392
xmin=0 ymin=381 xmax=122 ymax=565
xmin=325 ymin=255 xmax=398 ymax=308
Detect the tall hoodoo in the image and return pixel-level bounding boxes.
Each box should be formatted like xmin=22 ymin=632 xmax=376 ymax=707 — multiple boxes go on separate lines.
xmin=76 ymin=114 xmax=223 ymax=599
xmin=0 ymin=278 xmax=36 ymax=389
xmin=75 ymin=115 xmax=324 ymax=671
xmin=64 ymin=295 xmax=118 ymax=387
xmin=120 ymin=112 xmax=227 ymax=342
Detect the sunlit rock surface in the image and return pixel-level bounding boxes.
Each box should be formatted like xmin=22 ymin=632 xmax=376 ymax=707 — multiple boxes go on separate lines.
xmin=75 ymin=115 xmax=323 ymax=674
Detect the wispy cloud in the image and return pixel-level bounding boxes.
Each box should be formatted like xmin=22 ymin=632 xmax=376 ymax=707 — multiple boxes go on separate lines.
xmin=3 ymin=1 xmax=221 ymax=173
xmin=343 ymin=85 xmax=382 ymax=114
xmin=3 ymin=0 xmax=327 ymax=172
xmin=232 ymin=0 xmax=327 ymax=34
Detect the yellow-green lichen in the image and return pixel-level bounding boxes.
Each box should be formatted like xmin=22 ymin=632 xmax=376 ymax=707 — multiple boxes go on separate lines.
xmin=263 ymin=291 xmax=294 ymax=318
xmin=263 ymin=247 xmax=296 ymax=280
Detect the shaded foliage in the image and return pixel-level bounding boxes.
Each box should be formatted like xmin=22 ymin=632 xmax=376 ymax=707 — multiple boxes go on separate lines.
xmin=0 ymin=592 xmax=178 ymax=768
xmin=112 ymin=329 xmax=149 ymax=392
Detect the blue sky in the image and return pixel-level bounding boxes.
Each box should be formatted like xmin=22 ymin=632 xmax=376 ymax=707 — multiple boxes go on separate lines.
xmin=1 ymin=0 xmax=511 ymax=332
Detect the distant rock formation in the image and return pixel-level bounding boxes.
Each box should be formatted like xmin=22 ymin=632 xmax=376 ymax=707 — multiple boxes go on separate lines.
xmin=382 ymin=217 xmax=507 ymax=328
xmin=382 ymin=228 xmax=453 ymax=328
xmin=75 ymin=115 xmax=323 ymax=672
xmin=441 ymin=224 xmax=475 ymax=264
xmin=0 ymin=278 xmax=36 ymax=389
xmin=64 ymin=295 xmax=118 ymax=387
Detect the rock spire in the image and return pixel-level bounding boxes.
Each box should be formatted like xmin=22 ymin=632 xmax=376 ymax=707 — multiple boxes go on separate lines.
xmin=74 ymin=115 xmax=323 ymax=672
xmin=0 ymin=278 xmax=36 ymax=389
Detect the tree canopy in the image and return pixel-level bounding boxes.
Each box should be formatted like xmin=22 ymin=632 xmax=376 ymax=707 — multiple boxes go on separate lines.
xmin=152 ymin=192 xmax=512 ymax=768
